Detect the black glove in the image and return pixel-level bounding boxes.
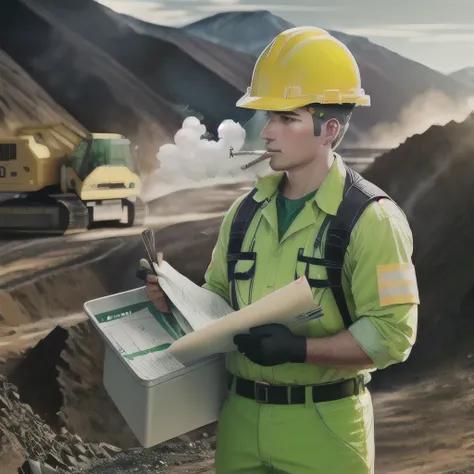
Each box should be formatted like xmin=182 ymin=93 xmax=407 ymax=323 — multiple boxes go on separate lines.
xmin=233 ymin=323 xmax=307 ymax=366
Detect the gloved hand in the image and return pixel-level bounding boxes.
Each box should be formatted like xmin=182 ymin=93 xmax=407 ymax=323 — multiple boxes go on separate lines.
xmin=233 ymin=323 xmax=307 ymax=366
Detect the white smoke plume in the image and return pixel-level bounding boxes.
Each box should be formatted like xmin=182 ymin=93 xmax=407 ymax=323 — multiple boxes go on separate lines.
xmin=358 ymin=89 xmax=474 ymax=149
xmin=142 ymin=116 xmax=271 ymax=202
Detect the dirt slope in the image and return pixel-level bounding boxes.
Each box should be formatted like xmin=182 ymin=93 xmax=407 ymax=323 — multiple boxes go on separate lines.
xmin=0 ymin=48 xmax=86 ymax=147
xmin=363 ymin=112 xmax=474 ymax=380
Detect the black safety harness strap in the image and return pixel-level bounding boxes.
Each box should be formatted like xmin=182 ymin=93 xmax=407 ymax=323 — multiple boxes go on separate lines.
xmin=324 ymin=165 xmax=392 ymax=329
xmin=226 ymin=188 xmax=261 ymax=310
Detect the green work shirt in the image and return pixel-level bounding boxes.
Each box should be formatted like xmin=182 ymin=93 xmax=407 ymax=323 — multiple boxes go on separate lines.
xmin=202 ymin=154 xmax=419 ymax=385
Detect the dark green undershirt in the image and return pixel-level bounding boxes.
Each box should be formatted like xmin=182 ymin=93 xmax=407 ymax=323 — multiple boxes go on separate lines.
xmin=276 ymin=184 xmax=317 ymax=240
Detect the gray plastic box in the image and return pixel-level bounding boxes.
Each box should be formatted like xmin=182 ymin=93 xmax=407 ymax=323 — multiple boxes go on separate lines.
xmin=84 ymin=286 xmax=229 ymax=448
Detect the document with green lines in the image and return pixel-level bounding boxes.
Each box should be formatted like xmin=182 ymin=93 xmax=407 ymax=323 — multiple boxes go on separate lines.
xmin=86 ymin=292 xmax=195 ymax=382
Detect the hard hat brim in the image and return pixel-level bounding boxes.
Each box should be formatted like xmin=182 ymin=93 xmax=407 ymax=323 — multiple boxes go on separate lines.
xmin=236 ymin=94 xmax=307 ymax=111
xmin=236 ymin=92 xmax=370 ymax=111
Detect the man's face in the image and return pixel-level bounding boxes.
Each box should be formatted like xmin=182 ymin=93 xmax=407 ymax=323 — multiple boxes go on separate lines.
xmin=259 ymin=107 xmax=337 ymax=172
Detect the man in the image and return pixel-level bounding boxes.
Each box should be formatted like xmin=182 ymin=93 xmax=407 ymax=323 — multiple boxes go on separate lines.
xmin=146 ymin=27 xmax=419 ymax=474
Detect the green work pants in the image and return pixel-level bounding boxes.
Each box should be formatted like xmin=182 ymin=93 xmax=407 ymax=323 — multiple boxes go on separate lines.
xmin=214 ymin=383 xmax=374 ymax=474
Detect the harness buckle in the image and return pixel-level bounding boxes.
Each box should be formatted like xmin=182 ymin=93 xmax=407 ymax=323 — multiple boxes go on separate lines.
xmin=254 ymin=381 xmax=270 ymax=403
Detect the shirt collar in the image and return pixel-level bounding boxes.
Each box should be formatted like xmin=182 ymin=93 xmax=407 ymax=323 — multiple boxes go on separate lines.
xmin=253 ymin=153 xmax=347 ymax=216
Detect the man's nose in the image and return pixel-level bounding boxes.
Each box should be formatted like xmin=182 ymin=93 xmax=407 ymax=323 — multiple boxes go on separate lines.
xmin=260 ymin=120 xmax=276 ymax=141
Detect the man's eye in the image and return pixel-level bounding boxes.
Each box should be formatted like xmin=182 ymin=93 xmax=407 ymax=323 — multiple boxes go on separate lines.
xmin=281 ymin=116 xmax=294 ymax=123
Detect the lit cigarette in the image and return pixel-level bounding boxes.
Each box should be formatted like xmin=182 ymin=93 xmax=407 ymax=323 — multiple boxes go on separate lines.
xmin=240 ymin=152 xmax=270 ymax=170
xmin=229 ymin=150 xmax=270 ymax=170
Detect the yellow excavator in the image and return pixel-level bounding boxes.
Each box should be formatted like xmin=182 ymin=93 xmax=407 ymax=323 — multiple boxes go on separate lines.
xmin=0 ymin=122 xmax=148 ymax=235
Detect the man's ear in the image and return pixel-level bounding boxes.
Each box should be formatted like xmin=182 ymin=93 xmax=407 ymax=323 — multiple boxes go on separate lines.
xmin=322 ymin=119 xmax=341 ymax=146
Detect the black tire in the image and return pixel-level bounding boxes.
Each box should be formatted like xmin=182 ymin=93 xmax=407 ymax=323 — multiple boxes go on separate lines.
xmin=123 ymin=197 xmax=147 ymax=227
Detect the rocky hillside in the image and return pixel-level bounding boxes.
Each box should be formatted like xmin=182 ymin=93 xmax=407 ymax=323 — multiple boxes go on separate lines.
xmin=0 ymin=373 xmax=121 ymax=473
xmin=0 ymin=370 xmax=214 ymax=474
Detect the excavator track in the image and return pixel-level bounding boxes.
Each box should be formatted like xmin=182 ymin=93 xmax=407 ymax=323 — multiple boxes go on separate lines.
xmin=54 ymin=193 xmax=90 ymax=233
xmin=0 ymin=192 xmax=89 ymax=237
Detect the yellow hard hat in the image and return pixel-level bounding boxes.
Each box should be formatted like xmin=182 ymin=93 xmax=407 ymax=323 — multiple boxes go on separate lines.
xmin=236 ymin=26 xmax=370 ymax=111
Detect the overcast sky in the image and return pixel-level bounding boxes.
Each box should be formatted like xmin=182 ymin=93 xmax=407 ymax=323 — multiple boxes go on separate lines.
xmin=95 ymin=0 xmax=474 ymax=74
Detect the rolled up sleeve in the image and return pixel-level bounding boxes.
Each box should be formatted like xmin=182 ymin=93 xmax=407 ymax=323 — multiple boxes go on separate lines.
xmin=346 ymin=200 xmax=419 ymax=369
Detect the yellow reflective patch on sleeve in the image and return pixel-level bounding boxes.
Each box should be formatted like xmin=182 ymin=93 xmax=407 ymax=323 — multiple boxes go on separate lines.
xmin=377 ymin=263 xmax=420 ymax=306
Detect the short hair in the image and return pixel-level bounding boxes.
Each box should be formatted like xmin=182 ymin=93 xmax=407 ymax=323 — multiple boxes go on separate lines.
xmin=305 ymin=103 xmax=355 ymax=149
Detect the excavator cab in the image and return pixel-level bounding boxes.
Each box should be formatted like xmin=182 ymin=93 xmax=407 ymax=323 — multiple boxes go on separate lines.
xmin=66 ymin=135 xmax=137 ymax=180
xmin=62 ymin=133 xmax=145 ymax=227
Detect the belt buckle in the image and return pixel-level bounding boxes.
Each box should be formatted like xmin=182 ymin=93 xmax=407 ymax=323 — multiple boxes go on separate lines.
xmin=254 ymin=381 xmax=269 ymax=403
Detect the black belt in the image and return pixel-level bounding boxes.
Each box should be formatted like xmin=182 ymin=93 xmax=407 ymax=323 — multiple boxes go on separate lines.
xmin=231 ymin=375 xmax=364 ymax=404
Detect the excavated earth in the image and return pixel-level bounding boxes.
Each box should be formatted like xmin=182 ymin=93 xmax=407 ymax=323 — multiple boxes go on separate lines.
xmin=3 ymin=115 xmax=474 ymax=473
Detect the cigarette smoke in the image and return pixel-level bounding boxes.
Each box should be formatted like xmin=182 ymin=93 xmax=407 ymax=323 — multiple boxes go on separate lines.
xmin=141 ymin=116 xmax=271 ymax=202
xmin=141 ymin=90 xmax=474 ymax=202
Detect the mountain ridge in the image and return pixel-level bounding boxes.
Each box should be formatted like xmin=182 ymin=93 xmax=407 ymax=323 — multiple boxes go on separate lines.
xmin=450 ymin=66 xmax=474 ymax=87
